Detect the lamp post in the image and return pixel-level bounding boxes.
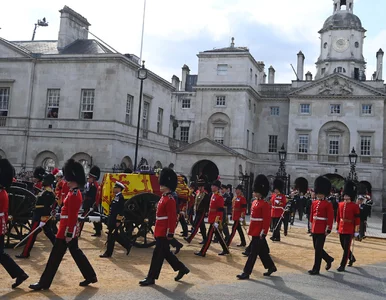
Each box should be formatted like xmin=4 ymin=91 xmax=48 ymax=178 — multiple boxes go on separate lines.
xmin=32 ymin=18 xmax=48 ymax=41
xmin=276 ymin=144 xmax=290 ymax=194
xmin=133 ymin=61 xmax=148 ymax=172
xmin=348 ymin=147 xmax=358 ymax=182
xmin=239 ymin=171 xmax=251 ymax=214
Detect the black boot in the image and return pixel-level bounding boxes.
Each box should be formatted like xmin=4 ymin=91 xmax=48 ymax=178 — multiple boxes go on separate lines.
xmin=236 ymin=273 xmax=250 ymax=280
xmin=325 ymin=258 xmax=334 ymax=271
xmin=263 ymin=266 xmax=277 ymax=276
xmin=337 ymin=266 xmax=345 ymax=272
xmin=99 ymin=253 xmax=111 ymax=258
xmin=308 ymin=270 xmax=320 ymax=275
xmin=79 ymin=277 xmax=98 ymax=287
xmin=139 ymin=278 xmax=155 ymax=286
xmin=12 ymin=273 xmax=29 ymax=289
xmin=348 ymin=257 xmax=356 ymax=267
xmin=29 ymin=283 xmax=49 ymax=291
xmin=175 ymin=267 xmax=190 ymax=281
xmin=194 ymin=251 xmax=205 ymax=257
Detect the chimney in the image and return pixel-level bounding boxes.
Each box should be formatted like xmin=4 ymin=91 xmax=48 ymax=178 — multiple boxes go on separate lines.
xmin=305 ymin=71 xmax=313 ymax=81
xmin=376 ymin=48 xmax=384 ymax=80
xmin=297 ymin=51 xmax=305 ymax=80
xmin=58 ymin=6 xmax=91 ymax=50
xmin=181 ymin=64 xmax=190 ymax=92
xmin=172 ymin=75 xmax=180 ymax=91
xmin=268 ymin=66 xmax=275 ymax=84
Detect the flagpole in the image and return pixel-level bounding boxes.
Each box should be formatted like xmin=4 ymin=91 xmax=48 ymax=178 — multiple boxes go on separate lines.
xmin=139 ymin=0 xmax=147 ymax=64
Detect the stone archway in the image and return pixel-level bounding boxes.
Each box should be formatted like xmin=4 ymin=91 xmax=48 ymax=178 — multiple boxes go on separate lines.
xmin=71 ymin=152 xmax=92 ymax=175
xmin=0 ymin=149 xmax=6 ymax=159
xmin=359 ymin=180 xmax=372 ymax=195
xmin=34 ymin=151 xmax=59 ymax=171
xmin=323 ymin=173 xmax=345 ymax=190
xmin=191 ymin=160 xmax=219 ymax=183
xmin=121 ymin=156 xmax=133 ymax=170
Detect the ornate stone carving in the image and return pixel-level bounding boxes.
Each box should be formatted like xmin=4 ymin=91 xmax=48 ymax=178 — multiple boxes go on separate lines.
xmin=318 ymin=78 xmax=354 ymax=96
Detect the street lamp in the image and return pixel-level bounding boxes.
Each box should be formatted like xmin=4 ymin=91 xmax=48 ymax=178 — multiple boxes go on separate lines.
xmin=276 ymin=144 xmax=290 ymax=194
xmin=133 ymin=61 xmax=148 ymax=172
xmin=32 ymin=18 xmax=48 ymax=41
xmin=348 ymin=147 xmax=358 ymax=182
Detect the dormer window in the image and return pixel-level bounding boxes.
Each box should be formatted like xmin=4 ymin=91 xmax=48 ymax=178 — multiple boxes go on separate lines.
xmin=334 ymin=67 xmax=346 ymax=74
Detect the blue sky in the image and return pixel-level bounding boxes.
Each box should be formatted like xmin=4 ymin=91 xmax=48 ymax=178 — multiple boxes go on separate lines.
xmin=1 ymin=0 xmax=385 ymax=83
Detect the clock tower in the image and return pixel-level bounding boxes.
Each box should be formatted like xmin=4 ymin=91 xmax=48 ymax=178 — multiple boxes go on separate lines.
xmin=315 ymin=0 xmax=366 ymax=80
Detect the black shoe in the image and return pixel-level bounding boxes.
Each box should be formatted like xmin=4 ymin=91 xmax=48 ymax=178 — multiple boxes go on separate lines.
xmin=99 ymin=253 xmax=111 ymax=258
xmin=139 ymin=278 xmax=155 ymax=286
xmin=236 ymin=273 xmax=250 ymax=280
xmin=199 ymin=240 xmax=205 ymax=245
xmin=308 ymin=270 xmax=320 ymax=275
xmin=237 ymin=243 xmax=246 ymax=247
xmin=263 ymin=266 xmax=277 ymax=276
xmin=29 ymin=283 xmax=49 ymax=291
xmin=194 ymin=251 xmax=205 ymax=257
xmin=284 ymin=232 xmax=288 ymax=236
xmin=270 ymin=236 xmax=274 ymax=241
xmin=15 ymin=254 xmax=29 ymax=259
xmin=348 ymin=257 xmax=356 ymax=267
xmin=337 ymin=266 xmax=345 ymax=272
xmin=218 ymin=251 xmax=229 ymax=256
xmin=326 ymin=258 xmax=334 ymax=271
xmin=91 ymin=233 xmax=101 ymax=237
xmin=184 ymin=237 xmax=191 ymax=244
xmin=242 ymin=251 xmax=250 ymax=257
xmin=290 ymin=222 xmax=294 ymax=225
xmin=12 ymin=273 xmax=28 ymax=289
xmin=79 ymin=277 xmax=98 ymax=287
xmin=126 ymin=247 xmax=132 ymax=256
xmin=174 ymin=244 xmax=183 ymax=255
xmin=175 ymin=267 xmax=190 ymax=281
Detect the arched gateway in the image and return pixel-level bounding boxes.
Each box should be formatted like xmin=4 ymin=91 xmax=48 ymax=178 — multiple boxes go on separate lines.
xmin=191 ymin=160 xmax=219 ymax=183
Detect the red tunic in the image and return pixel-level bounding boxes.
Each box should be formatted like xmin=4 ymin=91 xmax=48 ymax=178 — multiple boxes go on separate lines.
xmin=0 ymin=189 xmax=9 ymax=236
xmin=208 ymin=192 xmax=224 ymax=223
xmin=232 ymin=195 xmax=247 ymax=220
xmin=154 ymin=193 xmax=177 ymax=238
xmin=55 ymin=180 xmax=70 ymax=205
xmin=310 ymin=199 xmax=334 ymax=234
xmin=336 ymin=202 xmax=360 ymax=234
xmin=271 ymin=193 xmax=287 ymax=218
xmin=248 ymin=199 xmax=271 ymax=236
xmin=34 ymin=181 xmax=43 ymax=190
xmin=57 ymin=189 xmax=82 ymax=239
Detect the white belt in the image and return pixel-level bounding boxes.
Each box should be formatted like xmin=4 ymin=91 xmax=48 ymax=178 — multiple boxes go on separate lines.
xmin=156 ymin=216 xmax=168 ymax=220
xmin=314 ymin=217 xmax=327 ymax=221
xmin=250 ymin=217 xmax=263 ymax=221
xmin=272 ymin=206 xmax=283 ymax=209
xmin=60 ymin=215 xmax=68 ymax=219
xmin=0 ymin=213 xmax=4 ymax=217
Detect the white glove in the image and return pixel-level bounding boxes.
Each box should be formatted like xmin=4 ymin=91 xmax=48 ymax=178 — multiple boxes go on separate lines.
xmin=213 ymin=222 xmax=219 ymax=229
xmin=239 ymin=218 xmax=244 ymax=222
xmin=275 ymin=200 xmax=280 ymax=204
xmin=39 ymin=221 xmax=46 ymax=228
xmin=354 ymin=232 xmax=359 ymax=237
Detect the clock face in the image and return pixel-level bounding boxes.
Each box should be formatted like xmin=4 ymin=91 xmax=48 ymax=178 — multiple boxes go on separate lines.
xmin=333 ymin=38 xmax=349 ymax=52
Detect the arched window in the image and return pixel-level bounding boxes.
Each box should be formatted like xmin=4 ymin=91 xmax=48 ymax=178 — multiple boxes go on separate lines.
xmin=79 ymin=159 xmax=90 ymax=175
xmin=334 ymin=67 xmax=346 ymax=73
xmin=42 ymin=158 xmax=56 ymax=172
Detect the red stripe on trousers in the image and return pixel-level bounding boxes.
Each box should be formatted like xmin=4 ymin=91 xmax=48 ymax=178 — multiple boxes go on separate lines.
xmin=227 ymin=220 xmax=239 ymax=246
xmin=202 ymin=225 xmax=215 ymax=255
xmin=188 ymin=213 xmax=205 ymax=242
xmin=22 ymin=221 xmax=39 ymax=256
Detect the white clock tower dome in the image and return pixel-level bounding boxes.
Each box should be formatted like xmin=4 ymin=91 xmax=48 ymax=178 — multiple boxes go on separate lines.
xmin=315 ymin=0 xmax=366 ymax=80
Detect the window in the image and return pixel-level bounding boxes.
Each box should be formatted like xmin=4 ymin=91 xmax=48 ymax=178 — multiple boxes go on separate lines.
xmin=126 ymin=94 xmax=133 ymax=125
xmin=328 ymin=135 xmax=340 ymax=155
xmin=334 ymin=67 xmax=346 ymax=73
xmin=248 ymin=99 xmax=251 ymax=110
xmin=217 ymin=64 xmax=228 ymax=75
xmin=254 ymin=103 xmax=256 ymax=113
xmin=330 ymin=104 xmax=341 ymax=114
xmin=250 ymin=68 xmax=253 ymax=81
xmin=362 ymin=104 xmax=372 ymax=115
xmin=324 ymin=42 xmax=327 ymax=49
xmin=360 ymin=136 xmax=371 ymax=156
xmin=0 ymin=88 xmax=10 ymax=117
xmin=355 ymin=42 xmax=359 ymax=48
xmin=246 ymin=130 xmax=250 ymax=149
xmin=268 ymin=135 xmax=278 ymax=153
xmin=216 ymin=96 xmax=226 ymax=107
xmin=80 ymin=89 xmax=95 ymax=119
xmin=157 ymin=108 xmax=163 ymax=134
xmin=42 ymin=158 xmax=56 ymax=172
xmin=46 ymin=89 xmax=60 ymax=118
xmin=321 ymin=68 xmax=326 ymax=75
xmin=142 ymin=102 xmax=149 ymax=131
xmin=214 ymin=127 xmax=225 ymax=144
xmin=255 ymin=74 xmax=258 ymax=85
xmin=298 ymin=134 xmax=309 ymax=153
xmin=180 ymin=127 xmax=189 ymax=143
xmin=252 ymin=132 xmax=255 ymax=152
xmin=270 ymin=106 xmax=279 ymax=116
xmin=300 ymin=104 xmax=310 ymax=114
xmin=182 ymin=98 xmax=191 ymax=109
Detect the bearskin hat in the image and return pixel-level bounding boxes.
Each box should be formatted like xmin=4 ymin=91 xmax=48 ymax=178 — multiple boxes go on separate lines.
xmin=235 ymin=184 xmax=243 ymax=191
xmin=159 ymin=167 xmax=177 ymax=191
xmin=33 ymin=166 xmax=46 ymax=181
xmin=273 ymin=178 xmax=284 ymax=193
xmin=253 ymin=174 xmax=270 ymax=198
xmin=63 ymin=159 xmax=86 ymax=187
xmin=42 ymin=174 xmax=55 ymax=187
xmin=357 ymin=183 xmax=367 ymax=195
xmin=211 ymin=180 xmax=222 ymax=189
xmin=314 ymin=176 xmax=331 ymax=197
xmin=197 ymin=175 xmax=208 ymax=187
xmin=0 ymin=158 xmax=14 ymax=188
xmin=295 ymin=177 xmax=308 ymax=194
xmin=89 ymin=165 xmax=101 ymax=180
xmin=343 ymin=180 xmax=357 ymax=200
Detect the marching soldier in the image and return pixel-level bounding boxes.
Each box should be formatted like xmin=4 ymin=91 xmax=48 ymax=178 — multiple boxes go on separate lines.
xmin=237 ymin=175 xmax=277 ymax=280
xmin=336 ymin=180 xmax=360 ymax=271
xmin=305 ymin=190 xmax=313 ymax=234
xmin=0 ymin=159 xmax=29 ymax=289
xmin=139 ymin=168 xmax=190 ymax=286
xmin=29 ymin=159 xmax=97 ymax=290
xmin=33 ymin=166 xmax=46 ymax=192
xmin=184 ymin=176 xmax=210 ymax=244
xmin=16 ymin=174 xmax=56 ymax=259
xmin=55 ymin=170 xmax=69 ymax=206
xmin=227 ymin=185 xmax=247 ymax=247
xmin=100 ymin=182 xmax=132 ymax=257
xmin=227 ymin=184 xmax=233 ymax=220
xmin=356 ymin=183 xmax=370 ymax=240
xmin=270 ymin=179 xmax=286 ymax=242
xmin=194 ymin=180 xmax=229 ymax=257
xmin=293 ymin=177 xmax=308 ymax=221
xmin=220 ymin=184 xmax=231 ymax=241
xmin=308 ymin=176 xmax=334 ymax=275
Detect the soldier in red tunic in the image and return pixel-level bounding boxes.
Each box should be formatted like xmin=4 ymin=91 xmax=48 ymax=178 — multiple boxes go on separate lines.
xmin=237 ymin=174 xmax=277 ymax=280
xmin=29 ymin=159 xmax=97 ymax=290
xmin=0 ymin=159 xmax=29 ymax=289
xmin=227 ymin=185 xmax=247 ymax=247
xmin=270 ymin=179 xmax=287 ymax=242
xmin=194 ymin=180 xmax=229 ymax=257
xmin=308 ymin=176 xmax=335 ymax=275
xmin=336 ymin=180 xmax=360 ymax=272
xmin=139 ymin=168 xmax=190 ymax=286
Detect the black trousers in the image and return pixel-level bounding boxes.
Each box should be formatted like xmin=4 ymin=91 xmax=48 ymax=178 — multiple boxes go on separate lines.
xmin=106 ymin=226 xmax=132 ymax=256
xmin=22 ymin=220 xmax=56 ymax=257
xmin=80 ymin=206 xmax=102 ymax=236
xmin=39 ymin=238 xmax=96 ymax=288
xmin=306 ymin=215 xmax=311 ymax=232
xmin=244 ymin=236 xmax=275 ymax=275
xmin=169 ymin=238 xmax=183 ymax=249
xmin=311 ymin=234 xmax=333 ymax=272
xmin=0 ymin=235 xmax=25 ymax=279
xmin=186 ymin=212 xmax=206 ymax=242
xmin=220 ymin=213 xmax=230 ymax=241
xmin=283 ymin=213 xmax=290 ymax=234
xmin=271 ymin=217 xmax=282 ymax=240
xmin=227 ymin=220 xmax=246 ymax=246
xmin=178 ymin=214 xmax=188 ymax=236
xmin=200 ymin=224 xmax=228 ymax=255
xmin=359 ymin=220 xmax=366 ymax=238
xmin=339 ymin=234 xmax=355 ymax=267
xmin=297 ymin=206 xmax=304 ymax=221
xmin=147 ymin=237 xmax=185 ymax=280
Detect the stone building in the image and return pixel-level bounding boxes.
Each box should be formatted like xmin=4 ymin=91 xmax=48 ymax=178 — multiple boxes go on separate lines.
xmin=172 ymin=0 xmax=386 ymax=210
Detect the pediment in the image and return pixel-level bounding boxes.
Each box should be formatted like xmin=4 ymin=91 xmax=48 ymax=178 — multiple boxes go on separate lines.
xmin=0 ymin=39 xmax=31 ymax=59
xmin=289 ymin=74 xmax=386 ymax=98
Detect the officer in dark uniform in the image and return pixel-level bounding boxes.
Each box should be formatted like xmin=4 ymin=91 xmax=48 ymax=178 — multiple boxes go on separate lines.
xmin=220 ymin=184 xmax=231 ymax=241
xmin=16 ymin=173 xmax=56 ymax=258
xmin=293 ymin=177 xmax=308 ymax=222
xmin=100 ymin=182 xmax=132 ymax=257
